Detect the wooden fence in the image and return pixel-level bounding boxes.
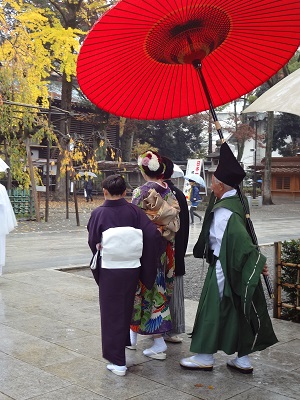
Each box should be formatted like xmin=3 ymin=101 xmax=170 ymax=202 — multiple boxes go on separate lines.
xmin=274 ymin=241 xmax=300 ymax=321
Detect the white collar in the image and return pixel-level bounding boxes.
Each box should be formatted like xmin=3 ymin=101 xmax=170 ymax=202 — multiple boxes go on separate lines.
xmin=221 ymin=189 xmax=237 ymax=199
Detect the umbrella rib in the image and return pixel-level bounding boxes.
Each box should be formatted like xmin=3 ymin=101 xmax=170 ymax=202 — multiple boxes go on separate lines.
xmin=147 ymin=68 xmax=178 ymax=119
xmin=108 ymin=62 xmax=164 ymax=117
xmin=202 ymin=60 xmax=241 ymax=109
xmin=216 ymin=44 xmax=287 ymax=85
xmin=77 ymin=0 xmax=300 ymax=120
xmin=138 ymin=63 xmax=176 ymax=119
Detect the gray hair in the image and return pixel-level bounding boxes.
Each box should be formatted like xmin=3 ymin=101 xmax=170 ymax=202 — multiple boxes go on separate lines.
xmin=213 ymin=176 xmax=234 ymax=192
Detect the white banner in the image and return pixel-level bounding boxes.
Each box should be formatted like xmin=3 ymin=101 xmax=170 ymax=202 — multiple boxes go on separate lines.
xmin=183 ymin=159 xmax=206 ymax=199
xmin=186 ymin=159 xmax=202 ymax=176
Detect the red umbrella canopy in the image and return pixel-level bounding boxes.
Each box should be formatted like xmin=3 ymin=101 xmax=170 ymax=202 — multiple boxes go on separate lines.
xmin=77 ymin=0 xmax=300 ymax=120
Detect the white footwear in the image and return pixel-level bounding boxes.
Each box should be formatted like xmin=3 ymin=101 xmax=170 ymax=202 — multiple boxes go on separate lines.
xmin=180 ymin=355 xmax=214 ymax=371
xmin=143 ymin=348 xmax=167 ymax=360
xmin=164 ymin=334 xmax=183 ymax=343
xmin=106 ymin=364 xmax=127 ymax=376
xmin=126 ymin=344 xmax=137 ymax=350
xmin=143 ymin=337 xmax=167 ymax=360
xmin=227 ymin=357 xmax=253 ymax=374
xmin=180 ymin=357 xmax=213 ymax=371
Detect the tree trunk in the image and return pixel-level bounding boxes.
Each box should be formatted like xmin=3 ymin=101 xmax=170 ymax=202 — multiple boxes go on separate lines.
xmin=4 ymin=140 xmax=12 ymax=191
xmin=53 ymin=74 xmax=72 ymax=200
xmin=236 ymin=97 xmax=248 ymax=161
xmin=121 ymin=130 xmax=135 ymax=161
xmin=25 ymin=139 xmax=41 ymax=221
xmin=262 ymin=111 xmax=274 ymax=205
xmin=237 ymin=141 xmax=245 ymax=162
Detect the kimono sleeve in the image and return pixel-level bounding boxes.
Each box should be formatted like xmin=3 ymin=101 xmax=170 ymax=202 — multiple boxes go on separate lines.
xmin=87 ymin=209 xmax=104 ymax=286
xmin=87 ymin=209 xmax=104 ymax=252
xmin=221 ymin=213 xmax=266 ymax=319
xmin=138 ymin=209 xmax=162 ymax=290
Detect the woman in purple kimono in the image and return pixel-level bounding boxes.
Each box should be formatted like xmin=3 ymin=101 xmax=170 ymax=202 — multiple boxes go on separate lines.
xmin=130 ymin=150 xmax=180 ymax=360
xmin=87 ymin=175 xmax=161 ymax=376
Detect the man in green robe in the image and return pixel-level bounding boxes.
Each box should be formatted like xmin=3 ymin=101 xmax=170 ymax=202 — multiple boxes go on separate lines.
xmin=180 ymin=143 xmax=278 ymax=374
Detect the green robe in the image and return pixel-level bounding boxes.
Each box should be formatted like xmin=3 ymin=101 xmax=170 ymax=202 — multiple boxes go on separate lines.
xmin=191 ymin=194 xmax=278 ymax=357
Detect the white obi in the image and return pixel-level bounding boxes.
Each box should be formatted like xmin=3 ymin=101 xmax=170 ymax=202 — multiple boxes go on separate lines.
xmin=101 ymin=226 xmax=143 ymax=269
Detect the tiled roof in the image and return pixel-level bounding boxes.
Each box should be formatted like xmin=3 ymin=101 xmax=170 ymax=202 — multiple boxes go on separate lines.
xmin=96 ymin=160 xmax=139 ymax=173
xmin=270 ymin=167 xmax=300 ymax=174
xmin=252 ymin=156 xmax=300 ymax=174
xmin=252 ymin=166 xmax=300 ymax=174
xmin=260 ymin=156 xmax=300 ymax=167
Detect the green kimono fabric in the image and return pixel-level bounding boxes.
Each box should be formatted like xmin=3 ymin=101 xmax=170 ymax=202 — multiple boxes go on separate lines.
xmin=191 ymin=194 xmax=278 ymax=357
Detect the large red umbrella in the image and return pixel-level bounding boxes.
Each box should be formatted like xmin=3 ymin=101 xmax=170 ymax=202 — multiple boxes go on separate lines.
xmin=77 ymin=0 xmax=300 ymax=299
xmin=77 ymin=0 xmax=300 ymax=121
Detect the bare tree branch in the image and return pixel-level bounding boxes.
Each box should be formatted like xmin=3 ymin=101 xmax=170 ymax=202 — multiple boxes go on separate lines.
xmin=48 ymin=0 xmax=68 ymax=26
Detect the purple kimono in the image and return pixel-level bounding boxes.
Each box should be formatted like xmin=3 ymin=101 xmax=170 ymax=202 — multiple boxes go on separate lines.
xmin=87 ymin=198 xmax=161 ymax=366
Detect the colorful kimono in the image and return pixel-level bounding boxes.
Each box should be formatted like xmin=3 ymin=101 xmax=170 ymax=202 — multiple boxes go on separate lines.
xmin=87 ymin=198 xmax=161 ymax=366
xmin=130 ymin=181 xmax=178 ymax=335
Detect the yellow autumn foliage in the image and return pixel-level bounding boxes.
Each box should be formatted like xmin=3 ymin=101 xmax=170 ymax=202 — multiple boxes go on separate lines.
xmin=0 ymin=0 xmax=111 ymax=188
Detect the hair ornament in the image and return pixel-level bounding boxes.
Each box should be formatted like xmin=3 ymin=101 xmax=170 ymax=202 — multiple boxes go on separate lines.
xmin=138 ymin=151 xmax=160 ymax=172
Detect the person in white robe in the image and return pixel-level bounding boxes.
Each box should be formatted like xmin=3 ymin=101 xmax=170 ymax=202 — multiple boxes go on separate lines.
xmin=0 ymin=184 xmax=17 ymax=275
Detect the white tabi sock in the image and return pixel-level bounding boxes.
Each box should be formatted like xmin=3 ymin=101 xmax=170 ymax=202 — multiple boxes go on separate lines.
xmin=130 ymin=329 xmax=137 ymax=346
xmin=192 ymin=353 xmax=215 ymax=365
xmin=148 ymin=337 xmax=167 ymax=353
xmin=235 ymin=355 xmax=252 ymax=368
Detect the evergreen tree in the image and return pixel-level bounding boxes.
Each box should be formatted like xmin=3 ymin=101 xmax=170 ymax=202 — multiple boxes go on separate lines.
xmin=131 ymin=115 xmax=206 ymax=161
xmin=273 ymin=113 xmax=300 ymax=156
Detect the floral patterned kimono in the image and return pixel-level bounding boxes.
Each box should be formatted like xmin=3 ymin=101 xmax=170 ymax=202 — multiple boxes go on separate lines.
xmin=130 ymin=181 xmax=178 ymax=335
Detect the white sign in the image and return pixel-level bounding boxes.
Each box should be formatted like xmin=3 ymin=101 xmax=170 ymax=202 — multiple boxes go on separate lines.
xmin=183 ymin=159 xmax=207 ymax=200
xmin=186 ymin=159 xmax=202 ymax=176
xmin=36 ymin=186 xmax=46 ymax=192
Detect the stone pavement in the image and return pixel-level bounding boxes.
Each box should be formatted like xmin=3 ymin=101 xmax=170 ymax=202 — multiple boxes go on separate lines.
xmin=1 ymin=198 xmax=300 ymax=399
xmin=6 ymin=198 xmax=300 ymax=272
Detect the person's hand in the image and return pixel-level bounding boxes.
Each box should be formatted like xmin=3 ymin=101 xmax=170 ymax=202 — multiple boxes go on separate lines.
xmin=96 ymin=243 xmax=102 ymax=251
xmin=262 ymin=264 xmax=269 ymax=276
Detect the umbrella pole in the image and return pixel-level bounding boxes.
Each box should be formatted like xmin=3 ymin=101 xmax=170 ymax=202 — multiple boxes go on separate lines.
xmin=192 ymin=60 xmax=224 ymax=141
xmin=192 ymin=60 xmax=274 ymax=299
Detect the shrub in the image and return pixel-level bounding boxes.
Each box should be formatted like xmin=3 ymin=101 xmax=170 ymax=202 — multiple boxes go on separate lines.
xmin=280 ymin=239 xmax=300 ymax=322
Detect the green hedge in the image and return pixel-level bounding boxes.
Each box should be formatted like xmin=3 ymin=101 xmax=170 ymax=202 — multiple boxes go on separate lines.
xmin=281 ymin=239 xmax=300 ymax=322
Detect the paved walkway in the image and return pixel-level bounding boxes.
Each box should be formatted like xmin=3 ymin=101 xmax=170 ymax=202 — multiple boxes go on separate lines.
xmin=1 ymin=198 xmax=299 ymax=399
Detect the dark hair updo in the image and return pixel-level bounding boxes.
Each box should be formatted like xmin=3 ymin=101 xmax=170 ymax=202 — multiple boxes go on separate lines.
xmin=102 ymin=175 xmax=126 ymax=196
xmin=138 ymin=150 xmax=165 ymax=178
xmin=161 ymin=156 xmax=174 ymax=180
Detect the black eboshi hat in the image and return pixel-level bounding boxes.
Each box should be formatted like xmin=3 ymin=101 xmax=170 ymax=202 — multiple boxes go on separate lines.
xmin=214 ymin=142 xmax=246 ymax=187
